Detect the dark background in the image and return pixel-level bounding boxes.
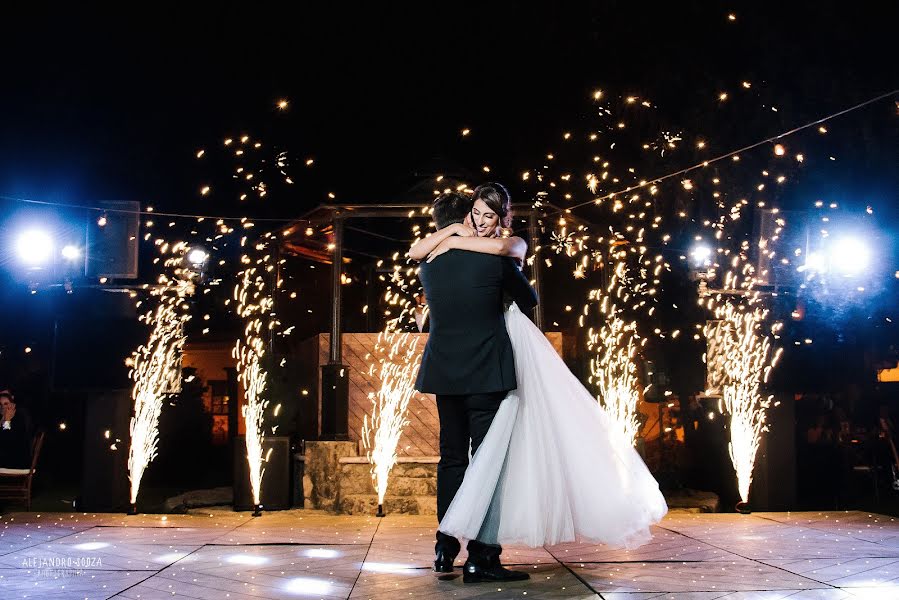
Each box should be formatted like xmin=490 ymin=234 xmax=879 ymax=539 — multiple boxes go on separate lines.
xmin=1 ymin=1 xmax=895 ymax=209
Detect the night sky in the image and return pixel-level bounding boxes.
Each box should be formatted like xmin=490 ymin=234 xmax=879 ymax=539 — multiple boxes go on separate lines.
xmin=2 ymin=2 xmax=895 ymax=213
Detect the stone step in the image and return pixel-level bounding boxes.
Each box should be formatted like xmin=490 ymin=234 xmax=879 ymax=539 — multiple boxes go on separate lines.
xmin=340 ymin=494 xmax=437 ymax=516
xmin=340 ymin=473 xmax=438 ymax=497
xmin=339 ymin=460 xmax=438 ymax=497
xmin=339 ymin=461 xmax=437 ymax=479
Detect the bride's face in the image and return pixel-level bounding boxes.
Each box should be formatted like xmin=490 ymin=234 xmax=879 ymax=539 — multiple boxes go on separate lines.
xmin=466 ymin=199 xmax=500 ymax=237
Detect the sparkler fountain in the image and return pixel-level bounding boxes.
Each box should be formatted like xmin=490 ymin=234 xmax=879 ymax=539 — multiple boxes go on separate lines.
xmin=233 ymin=236 xmax=278 ymax=517
xmin=361 ymin=249 xmax=425 ymax=517
xmin=127 ymin=244 xmax=196 ymax=515
xmin=586 ymin=254 xmax=646 ymax=446
xmin=702 ymin=266 xmax=783 ymax=512
xmin=362 ymin=329 xmax=421 ymax=517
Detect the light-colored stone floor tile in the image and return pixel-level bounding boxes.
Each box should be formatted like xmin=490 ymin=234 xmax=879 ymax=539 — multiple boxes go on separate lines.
xmin=117 ymin=568 xmax=352 ymax=600
xmin=755 ymin=512 xmax=899 ymax=545
xmin=102 ymin=509 xmax=253 ymax=528
xmin=4 ymin=510 xmax=899 ymax=599
xmin=599 ymin=593 xmax=727 ymax=600
xmin=371 ymin=514 xmax=434 ymax=527
xmin=1 ymin=512 xmax=110 ymax=526
xmin=216 ymin=512 xmax=379 ymax=545
xmin=707 ymin=535 xmax=899 ymax=560
xmin=350 ymin=563 xmax=599 ymax=599
xmin=1 ymin=513 xmax=108 ymax=557
xmin=714 ymin=589 xmax=855 ymax=599
xmin=757 ymin=557 xmax=899 ymax=586
xmin=164 ymin=543 xmax=368 ymax=577
xmin=0 ymin=567 xmax=152 ymax=599
xmin=367 ymin=522 xmax=556 ymax=568
xmin=68 ymin=525 xmax=233 ymax=546
xmin=0 ymin=539 xmax=200 ymax=570
xmin=843 ymin=585 xmax=899 ymax=598
xmin=570 ymin=559 xmax=824 ymax=594
xmin=549 ymin=528 xmax=740 ymax=563
xmin=0 ymin=525 xmax=83 ymax=556
xmin=662 ymin=517 xmax=899 ymax=560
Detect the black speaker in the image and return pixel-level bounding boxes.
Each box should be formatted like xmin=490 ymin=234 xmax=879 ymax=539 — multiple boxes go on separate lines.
xmin=233 ymin=435 xmax=291 ymax=510
xmin=85 ymin=200 xmax=139 ymax=279
xmin=642 ymin=360 xmax=670 ymax=402
xmin=747 ymin=393 xmax=797 ymax=510
xmin=80 ymin=389 xmax=130 ymax=512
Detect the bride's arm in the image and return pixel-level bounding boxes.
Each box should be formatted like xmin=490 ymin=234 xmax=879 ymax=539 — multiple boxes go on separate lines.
xmin=428 ymin=235 xmax=527 ymax=262
xmin=408 ymin=222 xmax=472 ymax=261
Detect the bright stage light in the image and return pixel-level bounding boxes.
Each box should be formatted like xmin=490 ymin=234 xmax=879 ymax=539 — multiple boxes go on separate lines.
xmin=16 ymin=230 xmax=54 ymax=266
xmin=187 ymin=248 xmax=209 ymax=266
xmin=829 ymin=237 xmax=870 ymax=275
xmin=798 ymin=251 xmax=826 ymax=273
xmin=61 ymin=244 xmax=81 ymax=260
xmin=690 ymin=244 xmax=712 ymax=267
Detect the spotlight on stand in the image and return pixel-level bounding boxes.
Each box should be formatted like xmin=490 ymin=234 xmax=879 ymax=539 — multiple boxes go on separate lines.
xmin=61 ymin=244 xmax=81 ymax=261
xmin=689 ymin=244 xmax=717 ymax=292
xmin=690 ymin=244 xmax=713 ymax=268
xmin=829 ymin=237 xmax=870 ymax=276
xmin=16 ymin=229 xmax=54 ymax=267
xmin=187 ymin=248 xmax=209 ymax=267
xmin=185 ymin=247 xmax=210 ymax=282
xmin=797 ymin=251 xmax=826 ymax=274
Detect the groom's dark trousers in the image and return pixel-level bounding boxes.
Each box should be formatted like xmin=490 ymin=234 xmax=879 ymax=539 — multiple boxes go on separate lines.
xmin=414 ymin=248 xmax=538 ymax=565
xmin=435 ymin=390 xmax=507 ymax=562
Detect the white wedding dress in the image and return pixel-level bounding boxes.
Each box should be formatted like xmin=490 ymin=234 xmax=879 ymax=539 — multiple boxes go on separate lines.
xmin=438 ymin=303 xmax=669 ymax=549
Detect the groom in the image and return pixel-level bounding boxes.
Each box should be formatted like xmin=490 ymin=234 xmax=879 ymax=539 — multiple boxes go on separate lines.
xmin=415 ymin=190 xmax=537 ymax=583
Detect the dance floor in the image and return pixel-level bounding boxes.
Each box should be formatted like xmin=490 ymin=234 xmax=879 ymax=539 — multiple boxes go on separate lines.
xmin=2 ymin=509 xmax=899 ymax=599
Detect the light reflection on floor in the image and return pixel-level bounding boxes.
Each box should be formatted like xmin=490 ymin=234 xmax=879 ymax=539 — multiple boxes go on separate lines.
xmin=1 ymin=509 xmax=898 ymax=598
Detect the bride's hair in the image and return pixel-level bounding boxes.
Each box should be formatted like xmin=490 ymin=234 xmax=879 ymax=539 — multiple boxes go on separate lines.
xmin=471 ymin=182 xmax=512 ymax=229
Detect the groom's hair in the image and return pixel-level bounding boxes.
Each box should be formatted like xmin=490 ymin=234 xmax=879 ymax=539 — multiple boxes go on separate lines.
xmin=432 ymin=191 xmax=472 ymax=230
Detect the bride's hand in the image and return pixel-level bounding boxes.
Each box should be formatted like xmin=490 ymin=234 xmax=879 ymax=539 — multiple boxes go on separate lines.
xmin=427 ymin=238 xmax=455 ymax=262
xmin=454 ymin=222 xmax=476 ymax=237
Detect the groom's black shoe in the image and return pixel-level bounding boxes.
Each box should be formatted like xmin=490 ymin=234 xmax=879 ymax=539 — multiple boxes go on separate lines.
xmin=433 ymin=550 xmax=456 ymax=573
xmin=462 ymin=559 xmax=530 ymax=583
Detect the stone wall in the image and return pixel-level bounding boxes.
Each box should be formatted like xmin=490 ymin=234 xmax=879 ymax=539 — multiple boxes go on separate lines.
xmin=338 ymin=459 xmax=437 ymax=516
xmin=303 ymin=440 xmax=438 ymax=515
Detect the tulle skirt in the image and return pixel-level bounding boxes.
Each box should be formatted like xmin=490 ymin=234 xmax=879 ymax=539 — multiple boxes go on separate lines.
xmin=438 ymin=304 xmax=668 ymax=548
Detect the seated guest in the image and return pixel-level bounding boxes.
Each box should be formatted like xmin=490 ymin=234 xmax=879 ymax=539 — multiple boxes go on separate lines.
xmin=0 ymin=390 xmax=34 ymax=469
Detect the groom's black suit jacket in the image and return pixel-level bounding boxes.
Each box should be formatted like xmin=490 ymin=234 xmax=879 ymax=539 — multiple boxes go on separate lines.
xmin=415 ymin=249 xmax=538 ymax=395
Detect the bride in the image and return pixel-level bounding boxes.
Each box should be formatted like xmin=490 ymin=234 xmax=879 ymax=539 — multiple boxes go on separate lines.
xmin=408 ymin=182 xmax=668 ymax=549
